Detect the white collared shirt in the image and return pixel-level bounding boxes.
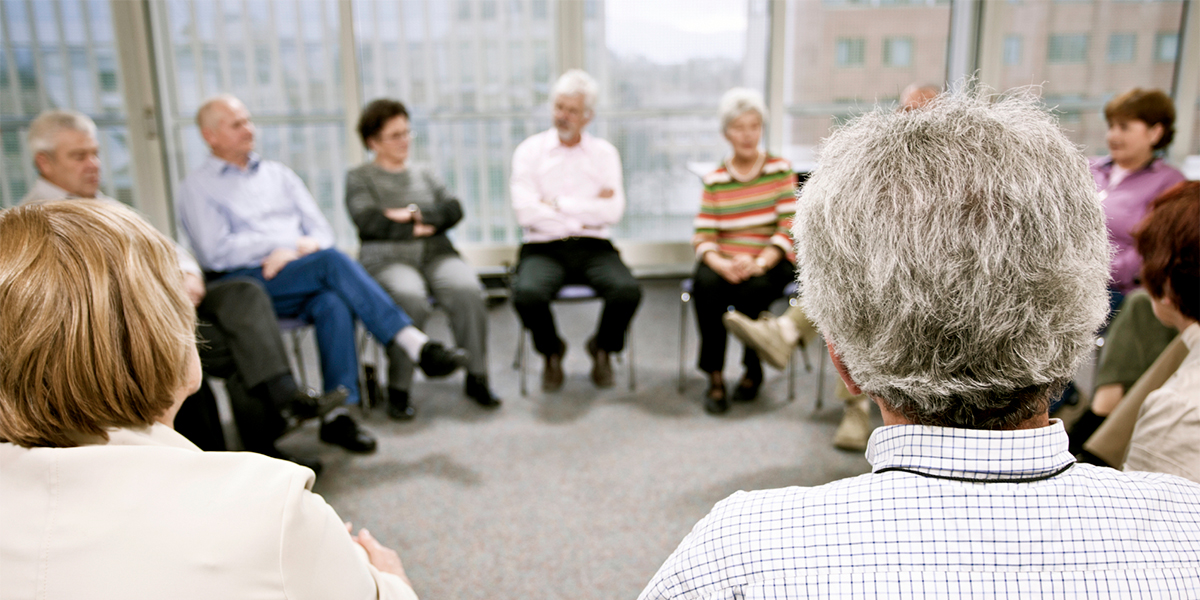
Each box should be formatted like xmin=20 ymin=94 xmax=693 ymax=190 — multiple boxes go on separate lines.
xmin=510 ymin=129 xmax=625 ymax=243
xmin=641 ymin=421 xmax=1200 ymax=598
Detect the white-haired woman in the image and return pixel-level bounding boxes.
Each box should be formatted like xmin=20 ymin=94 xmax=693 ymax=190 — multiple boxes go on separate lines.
xmin=692 ymin=88 xmax=798 ymax=414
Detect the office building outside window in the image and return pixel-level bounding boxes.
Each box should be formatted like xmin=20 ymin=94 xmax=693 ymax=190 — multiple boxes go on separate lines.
xmin=1106 ymin=33 xmax=1135 ymax=64
xmin=1003 ymin=35 xmax=1023 ymax=66
xmin=1155 ymin=32 xmax=1178 ymax=62
xmin=984 ymin=0 xmax=1185 ymax=156
xmin=835 ymin=38 xmax=866 ymax=67
xmin=883 ymin=37 xmax=914 ymax=68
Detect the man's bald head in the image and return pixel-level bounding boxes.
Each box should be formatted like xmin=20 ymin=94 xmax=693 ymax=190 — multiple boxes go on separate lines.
xmin=196 ymin=94 xmax=246 ymax=131
xmin=900 ymin=84 xmax=940 ymax=111
xmin=196 ymin=94 xmax=256 ymax=167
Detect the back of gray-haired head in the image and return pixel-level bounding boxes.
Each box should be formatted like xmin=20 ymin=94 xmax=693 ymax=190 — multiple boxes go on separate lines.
xmin=28 ymin=110 xmax=97 ymax=155
xmin=794 ymin=88 xmax=1109 ymax=429
xmin=552 ymin=69 xmax=598 ymax=112
xmin=718 ymin=87 xmax=767 ymax=133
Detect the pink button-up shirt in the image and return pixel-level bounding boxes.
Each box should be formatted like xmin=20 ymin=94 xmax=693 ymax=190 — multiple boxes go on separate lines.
xmin=510 ymin=129 xmax=625 ymax=243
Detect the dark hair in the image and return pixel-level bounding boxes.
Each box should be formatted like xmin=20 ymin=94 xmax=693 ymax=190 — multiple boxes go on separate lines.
xmin=1104 ymin=88 xmax=1176 ymax=151
xmin=1134 ymin=181 xmax=1199 ymax=323
xmin=357 ymin=98 xmax=408 ymax=148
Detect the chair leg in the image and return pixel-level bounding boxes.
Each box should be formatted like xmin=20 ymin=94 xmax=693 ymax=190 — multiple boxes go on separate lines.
xmin=788 ymin=347 xmax=796 ymax=403
xmin=677 ymin=293 xmax=690 ymax=394
xmin=291 ymin=330 xmax=308 ymax=389
xmin=627 ymin=328 xmax=636 ymax=392
xmin=518 ymin=329 xmax=528 ymax=397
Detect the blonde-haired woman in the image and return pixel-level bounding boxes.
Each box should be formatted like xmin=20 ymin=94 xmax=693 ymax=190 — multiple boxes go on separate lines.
xmin=0 ymin=200 xmax=416 ymax=599
xmin=692 ymin=88 xmax=797 ymax=414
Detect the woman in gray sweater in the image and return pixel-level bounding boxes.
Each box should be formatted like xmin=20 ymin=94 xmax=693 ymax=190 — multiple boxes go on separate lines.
xmin=346 ymin=99 xmax=501 ymax=418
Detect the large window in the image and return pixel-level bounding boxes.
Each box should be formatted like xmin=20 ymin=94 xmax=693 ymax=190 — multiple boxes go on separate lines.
xmin=150 ymin=0 xmax=354 ymax=244
xmin=0 ymin=0 xmax=132 ymax=208
xmin=586 ymin=0 xmax=767 ymax=242
xmin=353 ymin=0 xmax=561 ymax=246
xmin=3 ymin=0 xmax=1194 ymax=250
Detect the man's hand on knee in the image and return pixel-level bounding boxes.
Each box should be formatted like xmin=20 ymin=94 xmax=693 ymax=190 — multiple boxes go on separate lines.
xmin=295 ymin=236 xmax=321 ymax=256
xmin=262 ymin=248 xmax=300 ymax=280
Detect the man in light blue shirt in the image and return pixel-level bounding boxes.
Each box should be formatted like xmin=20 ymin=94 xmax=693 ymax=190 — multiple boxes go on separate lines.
xmin=178 ymin=94 xmax=467 ymax=454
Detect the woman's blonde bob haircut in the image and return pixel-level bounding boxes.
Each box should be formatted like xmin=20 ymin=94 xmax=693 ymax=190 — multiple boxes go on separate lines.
xmin=0 ymin=200 xmax=195 ymax=448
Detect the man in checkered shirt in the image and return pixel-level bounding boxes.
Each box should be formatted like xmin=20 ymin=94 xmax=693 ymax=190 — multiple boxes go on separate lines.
xmin=640 ymin=89 xmax=1200 ymax=598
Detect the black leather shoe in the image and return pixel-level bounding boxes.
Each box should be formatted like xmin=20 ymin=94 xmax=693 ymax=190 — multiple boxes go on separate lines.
xmin=419 ymin=341 xmax=468 ymax=378
xmin=586 ymin=338 xmax=615 ymax=388
xmin=465 ymin=374 xmax=502 ymax=408
xmin=731 ymin=375 xmax=762 ymax=402
xmin=280 ymin=387 xmax=347 ymax=434
xmin=387 ymin=388 xmax=416 ymax=421
xmin=704 ymin=381 xmax=729 ymax=415
xmin=319 ymin=413 xmax=378 ymax=454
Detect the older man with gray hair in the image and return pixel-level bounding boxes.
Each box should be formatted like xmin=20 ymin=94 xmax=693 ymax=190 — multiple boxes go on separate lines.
xmin=640 ymin=89 xmax=1200 ymax=598
xmin=510 ymin=69 xmax=642 ymax=392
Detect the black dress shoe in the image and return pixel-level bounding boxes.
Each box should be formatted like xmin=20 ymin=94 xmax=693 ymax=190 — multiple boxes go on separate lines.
xmin=319 ymin=413 xmax=378 ymax=453
xmin=465 ymin=374 xmax=502 ymax=408
xmin=280 ymin=387 xmax=348 ymax=433
xmin=730 ymin=375 xmax=762 ymax=402
xmin=704 ymin=381 xmax=729 ymax=415
xmin=387 ymin=388 xmax=416 ymax=421
xmin=419 ymin=341 xmax=468 ymax=377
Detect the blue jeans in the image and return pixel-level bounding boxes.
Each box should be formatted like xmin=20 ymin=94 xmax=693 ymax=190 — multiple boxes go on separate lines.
xmin=218 ymin=249 xmax=412 ymax=405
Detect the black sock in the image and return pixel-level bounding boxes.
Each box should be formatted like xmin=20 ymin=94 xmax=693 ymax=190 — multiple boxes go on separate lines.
xmin=251 ymin=373 xmax=299 ymax=411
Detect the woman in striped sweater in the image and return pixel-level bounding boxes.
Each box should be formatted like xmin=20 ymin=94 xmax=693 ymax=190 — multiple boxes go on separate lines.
xmin=692 ymin=88 xmax=798 ymax=415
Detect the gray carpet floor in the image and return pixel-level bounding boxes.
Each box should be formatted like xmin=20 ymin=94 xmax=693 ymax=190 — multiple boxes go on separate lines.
xmin=264 ymin=278 xmax=882 ymax=599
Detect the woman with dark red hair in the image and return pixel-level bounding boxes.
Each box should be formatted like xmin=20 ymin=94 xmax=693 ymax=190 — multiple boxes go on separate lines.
xmin=1123 ymin=181 xmax=1200 ymax=483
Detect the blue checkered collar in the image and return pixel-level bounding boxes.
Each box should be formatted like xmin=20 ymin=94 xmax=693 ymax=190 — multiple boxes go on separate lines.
xmin=866 ymin=420 xmax=1075 ymax=483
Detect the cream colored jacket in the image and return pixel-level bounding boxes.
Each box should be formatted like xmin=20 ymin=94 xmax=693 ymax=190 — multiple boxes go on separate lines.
xmin=0 ymin=424 xmax=416 ymax=600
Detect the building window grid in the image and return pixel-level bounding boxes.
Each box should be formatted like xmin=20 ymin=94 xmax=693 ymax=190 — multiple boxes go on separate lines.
xmin=1106 ymin=33 xmax=1136 ymax=64
xmin=1047 ymin=33 xmax=1089 ymax=63
xmin=1155 ymin=32 xmax=1178 ymax=62
xmin=883 ymin=36 xmax=914 ymax=67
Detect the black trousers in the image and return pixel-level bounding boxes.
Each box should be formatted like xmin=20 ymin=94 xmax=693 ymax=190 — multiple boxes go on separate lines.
xmin=693 ymin=260 xmax=796 ymax=375
xmin=174 ymin=278 xmax=291 ymax=454
xmin=512 ymin=238 xmax=642 ymax=356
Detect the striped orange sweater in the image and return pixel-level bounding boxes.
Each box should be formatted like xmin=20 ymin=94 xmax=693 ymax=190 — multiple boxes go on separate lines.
xmin=693 ymin=155 xmax=797 ymax=262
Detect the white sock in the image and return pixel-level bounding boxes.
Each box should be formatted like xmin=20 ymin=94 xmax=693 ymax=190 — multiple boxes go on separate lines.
xmin=394 ymin=326 xmax=429 ymax=362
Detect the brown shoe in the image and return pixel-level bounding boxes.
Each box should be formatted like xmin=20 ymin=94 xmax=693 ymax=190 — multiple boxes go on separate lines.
xmin=542 ymin=346 xmax=565 ymax=392
xmin=586 ymin=338 xmax=614 ymax=388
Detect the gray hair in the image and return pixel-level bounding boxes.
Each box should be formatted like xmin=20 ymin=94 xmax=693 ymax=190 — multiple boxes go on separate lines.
xmin=794 ymin=88 xmax=1110 ymax=429
xmin=28 ymin=110 xmax=97 ymax=155
xmin=195 ymin=93 xmax=244 ymax=131
xmin=718 ymin=87 xmax=767 ymax=133
xmin=551 ymin=69 xmax=598 ymax=112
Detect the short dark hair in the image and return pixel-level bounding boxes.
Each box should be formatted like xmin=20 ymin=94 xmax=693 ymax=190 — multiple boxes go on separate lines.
xmin=1134 ymin=181 xmax=1200 ymax=323
xmin=356 ymin=98 xmax=409 ymax=148
xmin=1104 ymin=88 xmax=1176 ymax=151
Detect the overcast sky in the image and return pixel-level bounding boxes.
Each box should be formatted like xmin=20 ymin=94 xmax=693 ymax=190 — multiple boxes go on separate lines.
xmin=605 ymin=0 xmax=748 ymax=64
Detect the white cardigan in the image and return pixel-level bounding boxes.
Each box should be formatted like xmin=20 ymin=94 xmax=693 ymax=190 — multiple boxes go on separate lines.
xmin=0 ymin=424 xmax=416 ymax=600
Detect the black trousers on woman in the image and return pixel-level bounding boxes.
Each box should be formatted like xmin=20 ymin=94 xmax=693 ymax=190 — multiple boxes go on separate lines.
xmin=693 ymin=260 xmax=797 ymax=376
